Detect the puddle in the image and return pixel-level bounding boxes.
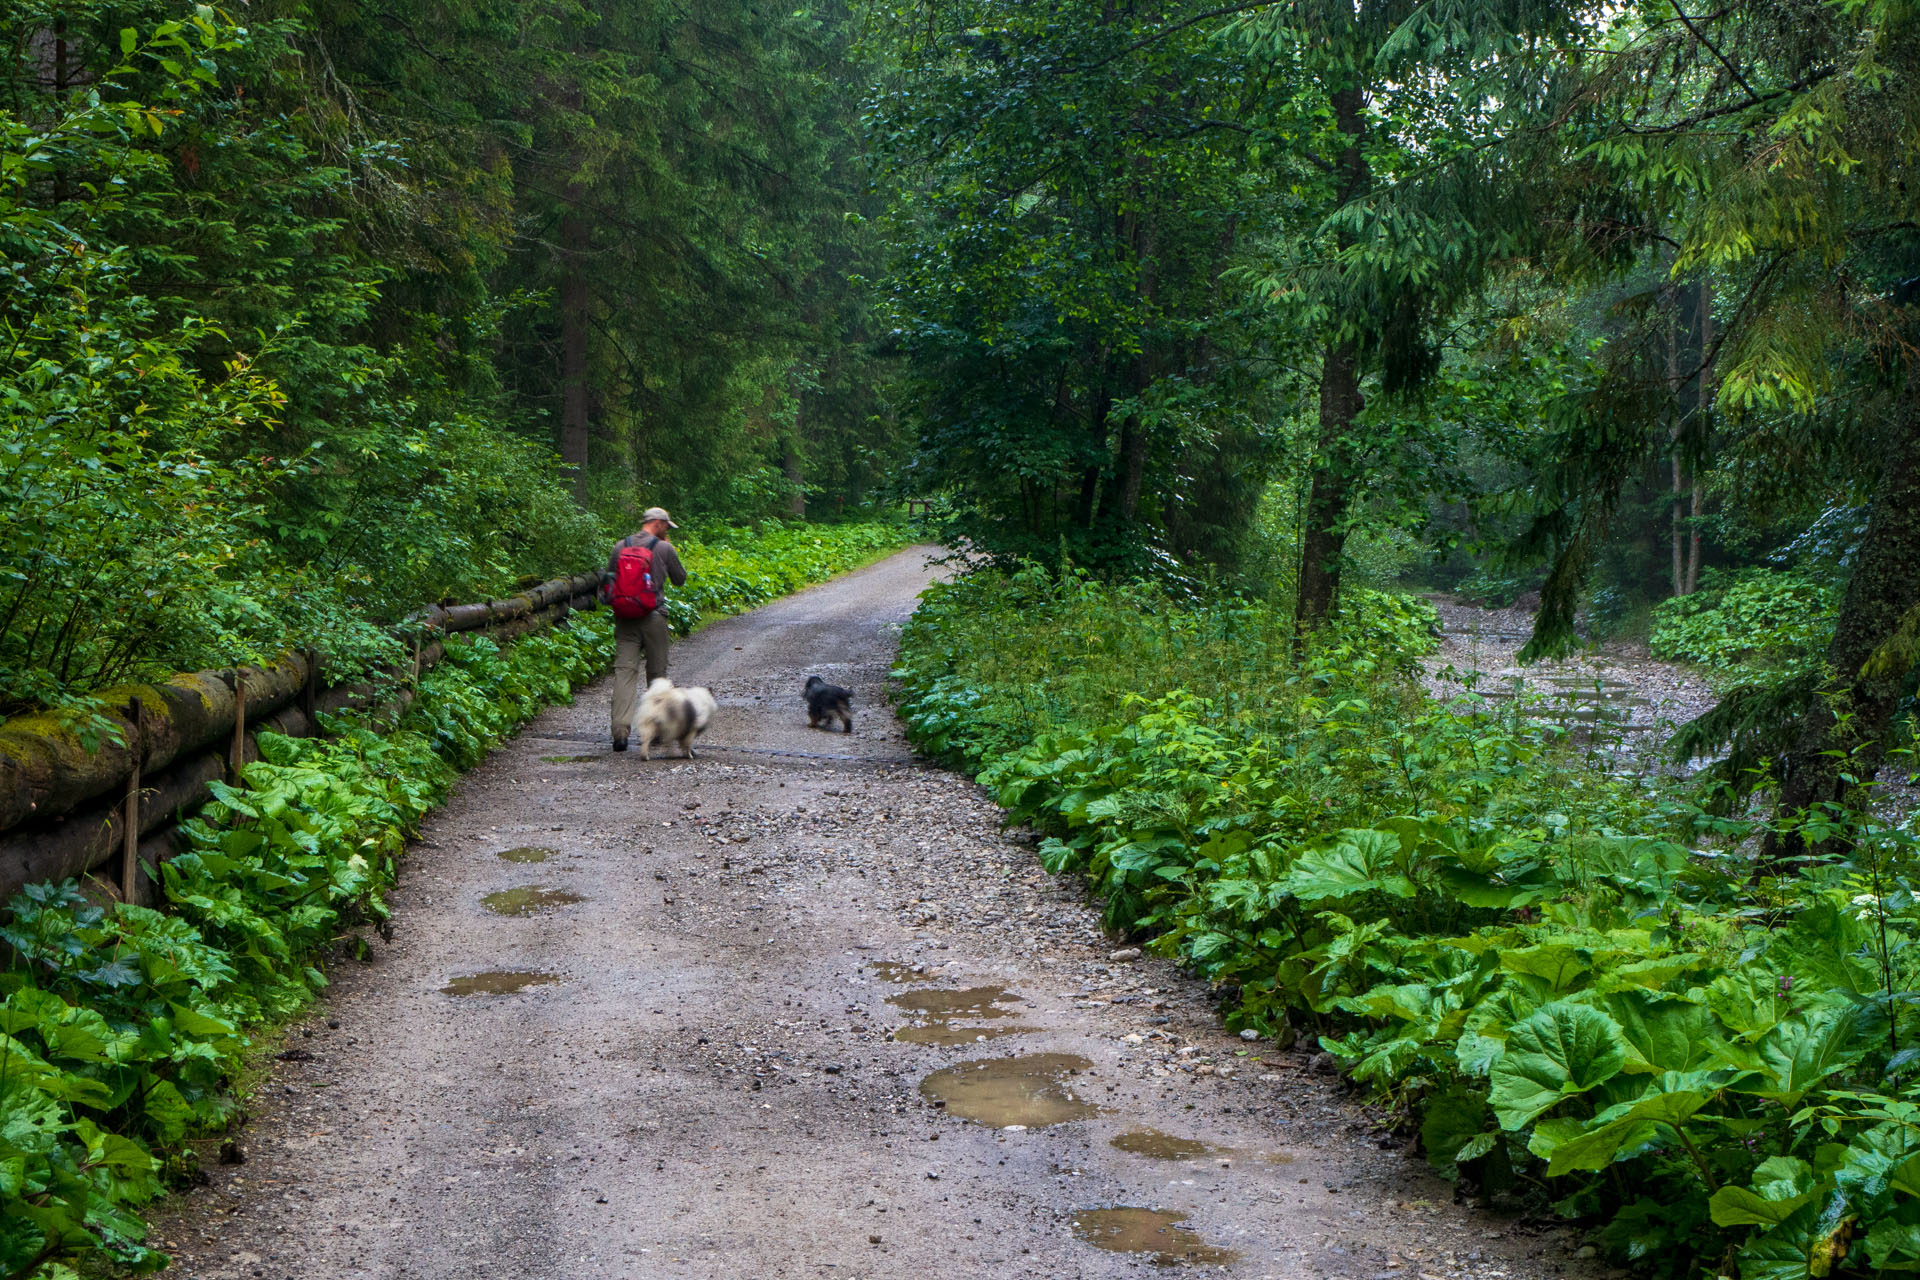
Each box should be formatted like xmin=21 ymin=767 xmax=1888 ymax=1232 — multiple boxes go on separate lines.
xmin=896 ymin=1023 xmax=1038 ymax=1046
xmin=482 ymin=885 xmax=586 ymax=915
xmin=918 ymin=1053 xmax=1097 ymax=1127
xmin=1109 ymin=1128 xmax=1299 ymax=1165
xmin=496 ymin=846 xmax=556 ymax=864
xmin=868 ymin=961 xmax=923 ymax=982
xmin=441 ymin=970 xmax=562 ymax=997
xmin=889 ymin=985 xmax=1036 ymax=1046
xmin=888 ymin=986 xmax=1023 ymax=1018
xmin=1110 ymin=1129 xmax=1217 ymax=1161
xmin=1071 ymin=1208 xmax=1240 ymax=1267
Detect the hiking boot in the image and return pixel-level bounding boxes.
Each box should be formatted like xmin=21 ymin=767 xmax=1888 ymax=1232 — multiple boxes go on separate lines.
xmin=612 ymin=731 xmax=629 ymax=752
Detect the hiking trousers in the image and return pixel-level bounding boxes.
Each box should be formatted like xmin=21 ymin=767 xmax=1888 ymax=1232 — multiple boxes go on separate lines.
xmin=611 ymin=611 xmax=672 ymax=736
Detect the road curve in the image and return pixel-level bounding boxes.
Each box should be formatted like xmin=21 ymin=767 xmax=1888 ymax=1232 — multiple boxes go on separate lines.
xmin=154 ymin=546 xmax=1592 ymax=1280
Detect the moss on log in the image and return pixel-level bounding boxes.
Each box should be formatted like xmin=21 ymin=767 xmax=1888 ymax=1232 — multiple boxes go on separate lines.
xmin=0 ymin=572 xmax=602 ymax=903
xmin=0 ymin=704 xmax=317 ymax=900
xmin=0 ymin=657 xmax=312 ymax=833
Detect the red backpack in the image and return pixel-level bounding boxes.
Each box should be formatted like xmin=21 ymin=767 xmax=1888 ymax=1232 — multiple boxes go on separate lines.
xmin=607 ymin=538 xmax=661 ymax=619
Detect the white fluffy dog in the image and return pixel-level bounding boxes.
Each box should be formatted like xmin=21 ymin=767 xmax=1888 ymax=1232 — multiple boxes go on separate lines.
xmin=636 ymin=678 xmax=716 ymax=760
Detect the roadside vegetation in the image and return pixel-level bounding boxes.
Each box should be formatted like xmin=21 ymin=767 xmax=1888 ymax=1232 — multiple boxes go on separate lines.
xmin=895 ymin=567 xmax=1920 ymax=1280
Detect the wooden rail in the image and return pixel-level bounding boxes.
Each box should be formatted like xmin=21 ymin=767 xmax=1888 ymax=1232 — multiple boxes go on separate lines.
xmin=0 ymin=571 xmax=603 ymax=905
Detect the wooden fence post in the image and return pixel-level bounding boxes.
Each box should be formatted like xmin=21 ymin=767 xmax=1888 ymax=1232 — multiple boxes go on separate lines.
xmin=231 ymin=668 xmax=247 ymax=780
xmin=122 ymin=700 xmax=141 ymax=904
xmin=302 ymin=648 xmax=319 ymax=723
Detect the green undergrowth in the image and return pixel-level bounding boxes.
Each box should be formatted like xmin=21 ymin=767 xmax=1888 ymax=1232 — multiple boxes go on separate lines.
xmin=893 ymin=565 xmax=1920 ymax=1280
xmin=0 ymin=518 xmax=911 ymax=1277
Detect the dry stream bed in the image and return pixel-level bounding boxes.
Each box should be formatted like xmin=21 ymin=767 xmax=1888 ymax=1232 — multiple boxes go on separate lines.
xmin=151 ymin=550 xmax=1610 ymax=1279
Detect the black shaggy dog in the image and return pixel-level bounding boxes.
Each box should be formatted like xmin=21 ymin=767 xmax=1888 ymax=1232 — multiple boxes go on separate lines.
xmin=803 ymin=675 xmax=853 ymax=733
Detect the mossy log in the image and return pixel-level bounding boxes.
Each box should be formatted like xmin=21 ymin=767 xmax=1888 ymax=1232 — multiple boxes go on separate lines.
xmin=0 ymin=657 xmax=312 ymax=833
xmin=0 ymin=574 xmax=599 ymax=903
xmin=404 ymin=574 xmax=598 ymax=637
xmin=0 ymin=703 xmax=316 ymax=899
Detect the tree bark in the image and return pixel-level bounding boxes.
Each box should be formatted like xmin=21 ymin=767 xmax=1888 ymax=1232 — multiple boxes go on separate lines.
xmin=785 ymin=391 xmax=807 ymax=518
xmin=1671 ymin=456 xmax=1687 ymax=597
xmin=559 ymin=189 xmax=592 ymax=505
xmin=1766 ymin=375 xmax=1920 ymax=861
xmin=1685 ymin=279 xmax=1711 ymax=597
xmin=1297 ymin=339 xmax=1363 ymax=631
xmin=1295 ymin=82 xmax=1368 ymax=634
xmin=1686 ymin=478 xmax=1704 ymax=596
xmin=1116 ymin=380 xmax=1148 ymax=524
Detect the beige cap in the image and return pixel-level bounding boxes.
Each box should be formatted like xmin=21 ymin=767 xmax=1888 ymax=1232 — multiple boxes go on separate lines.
xmin=641 ymin=506 xmax=677 ymax=528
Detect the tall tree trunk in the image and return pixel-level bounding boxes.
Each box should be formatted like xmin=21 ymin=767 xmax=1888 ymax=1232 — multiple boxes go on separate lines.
xmin=1767 ymin=376 xmax=1920 ymax=861
xmin=1671 ymin=457 xmax=1688 ymax=598
xmin=784 ymin=387 xmax=807 ymax=518
xmin=559 ymin=188 xmax=591 ymax=506
xmin=1297 ymin=340 xmax=1363 ymax=631
xmin=1295 ymin=82 xmax=1368 ymax=634
xmin=1077 ymin=388 xmax=1111 ymax=532
xmin=1116 ymin=362 xmax=1149 ymax=525
xmin=1685 ymin=279 xmax=1712 ymax=596
xmin=1686 ymin=479 xmax=1704 ymax=596
xmin=1116 ymin=214 xmax=1157 ymax=525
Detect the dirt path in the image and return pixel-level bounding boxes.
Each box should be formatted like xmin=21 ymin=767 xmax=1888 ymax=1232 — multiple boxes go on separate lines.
xmin=153 ymin=550 xmax=1603 ymax=1280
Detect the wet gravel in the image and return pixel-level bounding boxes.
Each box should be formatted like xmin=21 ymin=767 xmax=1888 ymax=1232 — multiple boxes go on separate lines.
xmin=149 ymin=551 xmax=1611 ymax=1280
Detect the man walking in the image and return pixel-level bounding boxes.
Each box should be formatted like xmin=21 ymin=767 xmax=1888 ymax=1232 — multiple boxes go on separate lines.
xmin=605 ymin=506 xmax=688 ymax=751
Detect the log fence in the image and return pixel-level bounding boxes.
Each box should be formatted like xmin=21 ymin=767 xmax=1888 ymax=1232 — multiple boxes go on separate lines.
xmin=0 ymin=571 xmax=602 ymax=906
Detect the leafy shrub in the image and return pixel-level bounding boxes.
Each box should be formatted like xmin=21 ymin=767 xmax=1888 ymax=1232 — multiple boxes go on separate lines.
xmin=1455 ymin=565 xmax=1534 ymax=608
xmin=1651 ymin=569 xmax=1838 ymax=670
xmin=894 ymin=567 xmax=1920 ymax=1280
xmin=0 ymin=17 xmax=607 ymax=717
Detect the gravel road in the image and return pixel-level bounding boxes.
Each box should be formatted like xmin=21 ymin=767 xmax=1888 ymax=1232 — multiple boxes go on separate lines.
xmin=152 ymin=549 xmax=1605 ymax=1280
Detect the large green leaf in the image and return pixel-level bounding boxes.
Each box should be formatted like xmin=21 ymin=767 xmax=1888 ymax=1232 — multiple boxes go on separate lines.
xmin=1539 ymin=1074 xmax=1712 ymax=1176
xmin=1606 ymin=989 xmax=1726 ymax=1073
xmin=1490 ymin=1001 xmax=1630 ymax=1129
xmin=1499 ymin=943 xmax=1592 ymax=993
xmin=1733 ymin=1193 xmax=1855 ymax=1280
xmin=1866 ymin=1219 xmax=1920 ymax=1272
xmin=1421 ymin=1089 xmax=1492 ymax=1173
xmin=1740 ymin=1005 xmax=1869 ymax=1106
xmin=1711 ymin=1186 xmax=1821 ymax=1229
xmin=1281 ymin=829 xmax=1414 ymax=901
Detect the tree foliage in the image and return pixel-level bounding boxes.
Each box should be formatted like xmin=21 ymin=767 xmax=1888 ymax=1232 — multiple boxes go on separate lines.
xmin=0 ymin=1 xmax=902 ymax=713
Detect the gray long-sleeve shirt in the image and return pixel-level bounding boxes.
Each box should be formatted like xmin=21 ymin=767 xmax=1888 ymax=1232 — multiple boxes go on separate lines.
xmin=605 ymin=533 xmax=688 ymax=594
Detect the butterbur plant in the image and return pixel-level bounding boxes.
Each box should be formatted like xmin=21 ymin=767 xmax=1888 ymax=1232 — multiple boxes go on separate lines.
xmin=893 ymin=566 xmax=1920 ymax=1279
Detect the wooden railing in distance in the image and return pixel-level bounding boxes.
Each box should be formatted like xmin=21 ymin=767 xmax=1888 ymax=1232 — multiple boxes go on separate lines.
xmin=0 ymin=571 xmax=602 ymax=906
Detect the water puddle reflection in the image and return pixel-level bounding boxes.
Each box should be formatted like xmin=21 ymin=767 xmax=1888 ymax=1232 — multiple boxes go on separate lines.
xmin=1071 ymin=1208 xmax=1239 ymax=1267
xmin=1109 ymin=1128 xmax=1297 ymax=1165
xmin=918 ymin=1053 xmax=1097 ymax=1128
xmin=482 ymin=885 xmax=586 ymax=915
xmin=1111 ymin=1129 xmax=1216 ymax=1161
xmin=441 ymin=970 xmax=562 ymax=997
xmin=496 ymin=846 xmax=556 ymax=864
xmin=889 ymin=985 xmax=1036 ymax=1046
